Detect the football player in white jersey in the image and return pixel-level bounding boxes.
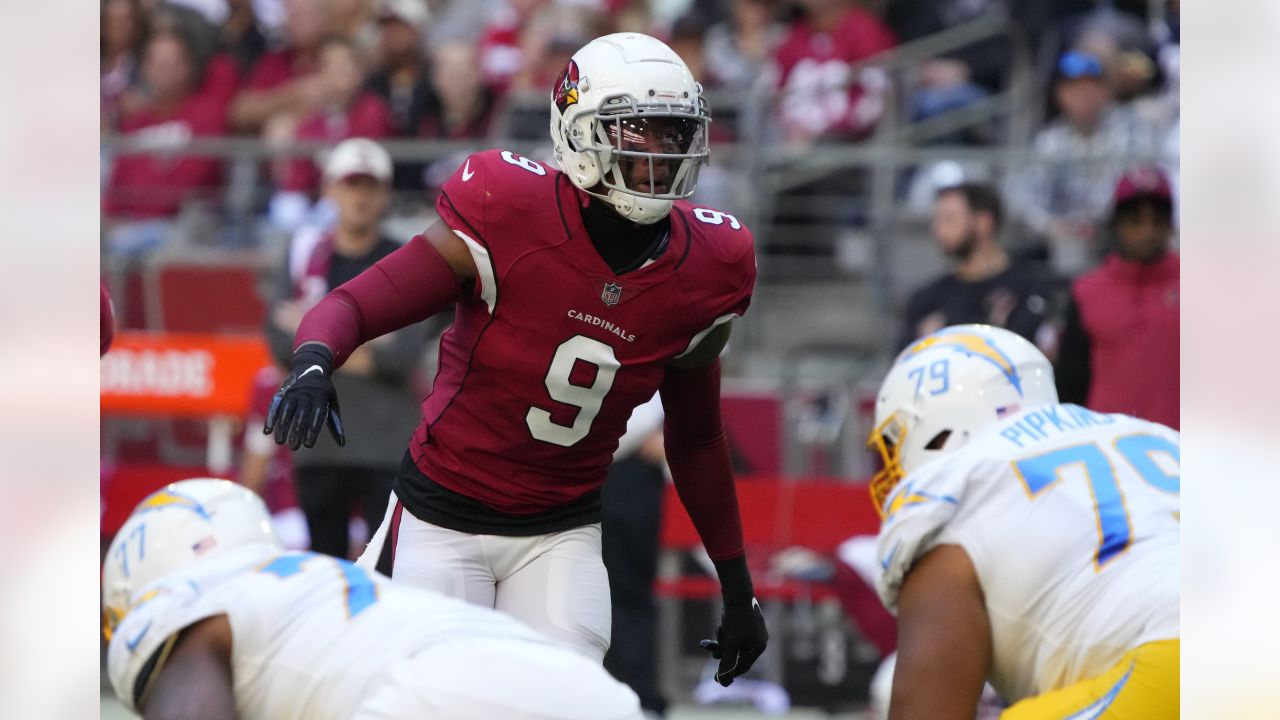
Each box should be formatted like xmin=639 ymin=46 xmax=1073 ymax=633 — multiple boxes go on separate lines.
xmin=102 ymin=480 xmax=643 ymax=720
xmin=866 ymin=325 xmax=1178 ymax=719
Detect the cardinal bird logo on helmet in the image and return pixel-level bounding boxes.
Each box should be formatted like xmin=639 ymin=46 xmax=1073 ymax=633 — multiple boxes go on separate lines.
xmin=553 ymin=59 xmax=580 ymax=112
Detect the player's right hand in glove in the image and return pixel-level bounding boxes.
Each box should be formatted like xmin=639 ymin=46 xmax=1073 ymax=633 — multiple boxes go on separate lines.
xmin=263 ymin=344 xmax=345 ymax=451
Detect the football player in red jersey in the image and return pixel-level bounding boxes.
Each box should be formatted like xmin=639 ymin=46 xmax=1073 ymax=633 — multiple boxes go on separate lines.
xmin=264 ymin=33 xmax=768 ymax=685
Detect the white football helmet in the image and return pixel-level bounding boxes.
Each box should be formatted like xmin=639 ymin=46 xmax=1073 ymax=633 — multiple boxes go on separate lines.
xmin=550 ymin=32 xmax=710 ymax=225
xmin=867 ymin=325 xmax=1058 ymax=516
xmin=102 ymin=479 xmax=283 ymax=639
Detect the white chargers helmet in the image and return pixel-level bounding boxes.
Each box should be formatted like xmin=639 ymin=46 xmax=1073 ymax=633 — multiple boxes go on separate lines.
xmin=550 ymin=32 xmax=710 ymax=225
xmin=867 ymin=325 xmax=1058 ymax=516
xmin=102 ymin=479 xmax=283 ymax=640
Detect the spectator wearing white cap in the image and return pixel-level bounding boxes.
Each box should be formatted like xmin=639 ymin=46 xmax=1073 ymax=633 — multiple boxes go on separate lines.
xmin=263 ymin=137 xmax=441 ymax=560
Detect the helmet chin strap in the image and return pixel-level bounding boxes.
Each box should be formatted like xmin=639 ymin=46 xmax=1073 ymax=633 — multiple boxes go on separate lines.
xmin=578 ymin=184 xmax=674 ymax=225
xmin=606 ymin=188 xmax=673 ymax=225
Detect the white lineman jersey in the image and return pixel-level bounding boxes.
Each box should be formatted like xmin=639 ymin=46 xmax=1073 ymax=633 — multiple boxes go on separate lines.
xmin=875 ymin=404 xmax=1179 ymax=702
xmin=107 ymin=551 xmax=642 ymax=720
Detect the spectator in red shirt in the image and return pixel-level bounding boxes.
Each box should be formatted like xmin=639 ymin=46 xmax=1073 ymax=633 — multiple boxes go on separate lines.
xmin=103 ymin=29 xmax=228 ymax=220
xmin=101 ymin=0 xmax=148 ymax=130
xmin=149 ymin=1 xmax=243 ymax=115
xmin=229 ymin=0 xmax=335 ymax=134
xmin=1055 ymin=167 xmax=1179 ymax=428
xmin=771 ymin=0 xmax=896 ymax=145
xmin=478 ymin=0 xmax=553 ymax=95
xmin=505 ymin=5 xmax=595 ymax=100
xmin=491 ymin=5 xmax=591 ymax=142
xmin=765 ymin=0 xmax=896 ymax=266
xmin=274 ymin=37 xmax=394 ymax=195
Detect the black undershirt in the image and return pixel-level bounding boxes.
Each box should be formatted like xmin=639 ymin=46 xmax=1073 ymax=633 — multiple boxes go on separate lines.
xmin=391 ymin=453 xmax=603 ymax=539
xmin=580 ymin=196 xmax=671 ymax=274
xmin=390 ymin=198 xmax=670 ymax=538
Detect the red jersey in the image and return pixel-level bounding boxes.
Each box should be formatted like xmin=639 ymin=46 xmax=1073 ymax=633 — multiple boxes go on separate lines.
xmin=1073 ymin=253 xmax=1180 ymax=429
xmin=280 ymin=93 xmax=394 ymax=192
xmin=478 ymin=23 xmax=521 ymax=94
xmin=773 ymin=8 xmax=896 ymax=139
xmin=103 ymin=93 xmax=228 ymax=218
xmin=417 ymin=149 xmax=756 ymax=515
xmin=243 ymin=48 xmax=314 ymax=91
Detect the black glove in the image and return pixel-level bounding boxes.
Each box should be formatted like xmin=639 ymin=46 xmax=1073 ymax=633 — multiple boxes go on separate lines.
xmin=263 ymin=345 xmax=345 ymax=451
xmin=699 ymin=556 xmax=769 ymax=686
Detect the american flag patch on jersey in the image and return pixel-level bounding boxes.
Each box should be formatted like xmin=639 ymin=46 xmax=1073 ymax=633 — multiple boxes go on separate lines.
xmin=996 ymin=404 xmax=1020 ymax=418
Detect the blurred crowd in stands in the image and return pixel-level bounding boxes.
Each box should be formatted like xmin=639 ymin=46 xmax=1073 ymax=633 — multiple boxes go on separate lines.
xmin=101 ymin=0 xmax=1179 ymax=274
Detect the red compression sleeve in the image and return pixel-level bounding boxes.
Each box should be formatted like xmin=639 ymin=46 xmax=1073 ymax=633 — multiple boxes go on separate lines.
xmin=659 ymin=359 xmax=746 ymax=562
xmin=294 ymin=234 xmax=464 ymax=366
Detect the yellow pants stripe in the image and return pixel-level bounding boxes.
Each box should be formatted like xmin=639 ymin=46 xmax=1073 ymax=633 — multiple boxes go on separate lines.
xmin=1001 ymin=639 xmax=1179 ymax=720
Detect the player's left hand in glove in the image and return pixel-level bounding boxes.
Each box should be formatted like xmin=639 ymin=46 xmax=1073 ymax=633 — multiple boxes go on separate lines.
xmin=699 ymin=597 xmax=769 ymax=686
xmin=263 ymin=344 xmax=345 ymax=451
xmin=699 ymin=555 xmax=769 ymax=686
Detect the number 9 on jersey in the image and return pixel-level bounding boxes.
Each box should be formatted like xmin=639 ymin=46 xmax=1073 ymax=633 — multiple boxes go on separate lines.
xmin=526 ymin=335 xmax=620 ymax=447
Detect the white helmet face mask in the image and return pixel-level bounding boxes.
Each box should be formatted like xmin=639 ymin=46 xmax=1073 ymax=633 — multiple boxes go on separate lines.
xmin=550 ymin=33 xmax=710 ymax=225
xmin=866 ymin=325 xmax=1059 ymax=517
xmin=102 ymin=479 xmax=283 ymax=640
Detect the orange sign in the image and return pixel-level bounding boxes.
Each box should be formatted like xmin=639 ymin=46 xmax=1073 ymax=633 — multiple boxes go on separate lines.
xmin=101 ymin=332 xmax=272 ymax=416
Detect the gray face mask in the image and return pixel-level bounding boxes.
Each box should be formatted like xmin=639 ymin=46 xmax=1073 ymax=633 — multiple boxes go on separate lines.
xmin=580 ymin=93 xmax=711 ymax=202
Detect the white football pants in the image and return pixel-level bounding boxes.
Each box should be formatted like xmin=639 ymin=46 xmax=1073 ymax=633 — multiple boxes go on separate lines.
xmin=353 ymin=636 xmax=644 ymax=720
xmin=358 ymin=498 xmax=612 ymax=661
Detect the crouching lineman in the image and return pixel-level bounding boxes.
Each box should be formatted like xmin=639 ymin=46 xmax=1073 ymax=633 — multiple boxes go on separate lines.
xmin=867 ymin=325 xmax=1178 ymax=719
xmin=103 ymin=480 xmax=643 ymax=720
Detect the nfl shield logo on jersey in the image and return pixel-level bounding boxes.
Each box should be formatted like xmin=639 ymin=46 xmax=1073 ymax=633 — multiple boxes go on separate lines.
xmin=601 ymin=282 xmax=623 ymax=306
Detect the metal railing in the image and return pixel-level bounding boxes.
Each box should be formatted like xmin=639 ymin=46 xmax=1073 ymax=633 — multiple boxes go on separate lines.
xmin=100 ymin=16 xmax=1176 ymax=480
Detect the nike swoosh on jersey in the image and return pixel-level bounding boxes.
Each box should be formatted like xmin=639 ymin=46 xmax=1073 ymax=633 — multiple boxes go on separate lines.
xmin=124 ymin=620 xmax=153 ymax=653
xmin=462 ymin=159 xmax=475 ymax=181
xmin=1061 ymin=661 xmax=1136 ymax=720
xmin=299 ymin=365 xmax=325 ymax=378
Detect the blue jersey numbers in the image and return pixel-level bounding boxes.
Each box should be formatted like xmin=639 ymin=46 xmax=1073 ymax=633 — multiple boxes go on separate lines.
xmin=113 ymin=523 xmax=147 ymax=579
xmin=258 ymin=553 xmax=378 ymax=618
xmin=907 ymin=359 xmax=950 ymax=400
xmin=1013 ymin=433 xmax=1180 ymax=570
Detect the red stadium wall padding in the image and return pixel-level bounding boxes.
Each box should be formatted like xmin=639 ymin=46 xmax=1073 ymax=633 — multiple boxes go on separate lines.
xmin=155 ymin=264 xmax=266 ymax=334
xmin=721 ymin=392 xmax=783 ymax=475
xmin=660 ymin=478 xmax=879 ymax=554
